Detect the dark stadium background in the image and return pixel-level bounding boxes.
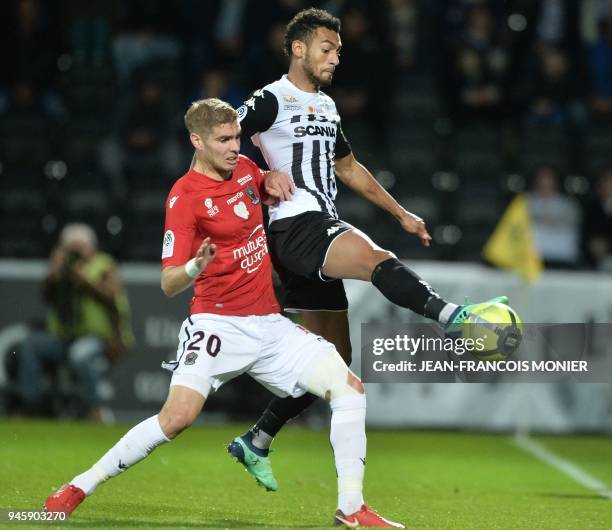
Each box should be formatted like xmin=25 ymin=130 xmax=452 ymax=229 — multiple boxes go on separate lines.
xmin=1 ymin=0 xmax=611 ymax=265
xmin=1 ymin=0 xmax=612 ymax=424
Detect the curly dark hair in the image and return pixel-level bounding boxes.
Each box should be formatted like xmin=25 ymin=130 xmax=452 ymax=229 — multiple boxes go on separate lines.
xmin=284 ymin=8 xmax=341 ymax=57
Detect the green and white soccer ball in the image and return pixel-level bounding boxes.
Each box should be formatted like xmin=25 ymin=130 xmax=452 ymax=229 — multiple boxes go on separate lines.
xmin=462 ymin=302 xmax=523 ymax=361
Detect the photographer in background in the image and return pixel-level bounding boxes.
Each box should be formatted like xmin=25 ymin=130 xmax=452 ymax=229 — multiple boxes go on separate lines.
xmin=14 ymin=223 xmax=134 ymax=420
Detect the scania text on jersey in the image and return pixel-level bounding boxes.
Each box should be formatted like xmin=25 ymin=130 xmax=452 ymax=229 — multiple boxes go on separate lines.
xmin=232 ymin=234 xmax=268 ymax=273
xmin=293 ymin=125 xmax=337 ymax=138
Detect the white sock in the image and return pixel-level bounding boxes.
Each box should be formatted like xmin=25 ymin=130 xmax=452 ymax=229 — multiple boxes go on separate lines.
xmin=71 ymin=415 xmax=170 ymax=495
xmin=330 ymin=394 xmax=367 ymax=515
xmin=250 ymin=428 xmax=274 ymax=451
xmin=438 ymin=302 xmax=460 ymax=325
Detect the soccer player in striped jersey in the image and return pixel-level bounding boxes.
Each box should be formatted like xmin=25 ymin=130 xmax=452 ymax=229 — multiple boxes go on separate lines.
xmin=228 ymin=8 xmax=507 ymax=503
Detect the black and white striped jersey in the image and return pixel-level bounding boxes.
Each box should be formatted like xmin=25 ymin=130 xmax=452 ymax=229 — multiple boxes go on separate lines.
xmin=237 ymin=75 xmax=351 ymax=223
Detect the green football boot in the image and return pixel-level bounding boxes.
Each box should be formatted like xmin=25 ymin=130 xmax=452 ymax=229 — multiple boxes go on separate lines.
xmin=445 ymin=295 xmax=509 ymax=335
xmin=227 ymin=436 xmax=278 ymax=492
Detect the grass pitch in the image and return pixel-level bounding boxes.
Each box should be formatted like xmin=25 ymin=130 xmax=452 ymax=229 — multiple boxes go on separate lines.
xmin=1 ymin=420 xmax=611 ymax=529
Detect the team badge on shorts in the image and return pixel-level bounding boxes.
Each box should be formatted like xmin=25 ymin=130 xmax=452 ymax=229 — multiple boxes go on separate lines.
xmin=184 ymin=352 xmax=198 ymax=365
xmin=246 ymin=185 xmax=260 ymax=205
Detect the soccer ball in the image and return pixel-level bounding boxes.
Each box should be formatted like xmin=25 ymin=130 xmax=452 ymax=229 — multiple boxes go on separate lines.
xmin=462 ymin=302 xmax=523 ymax=361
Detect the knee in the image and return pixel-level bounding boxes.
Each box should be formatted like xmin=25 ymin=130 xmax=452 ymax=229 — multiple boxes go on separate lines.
xmin=325 ymin=371 xmax=365 ymax=401
xmin=347 ymin=371 xmax=365 ymax=394
xmin=158 ymin=407 xmax=197 ymax=439
xmin=374 ymin=249 xmax=396 ymax=264
xmin=368 ymin=250 xmax=395 ymax=276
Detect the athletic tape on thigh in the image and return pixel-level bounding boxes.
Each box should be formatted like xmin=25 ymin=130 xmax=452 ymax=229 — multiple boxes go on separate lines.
xmin=297 ymin=349 xmax=361 ymax=400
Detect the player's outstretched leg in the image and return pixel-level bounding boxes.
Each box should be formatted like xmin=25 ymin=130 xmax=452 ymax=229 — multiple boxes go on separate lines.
xmin=298 ymin=349 xmax=405 ymax=528
xmin=45 ymin=386 xmax=204 ymax=516
xmin=322 ymin=229 xmax=508 ymax=332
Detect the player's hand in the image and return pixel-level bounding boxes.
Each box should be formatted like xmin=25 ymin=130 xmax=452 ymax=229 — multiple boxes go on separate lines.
xmin=194 ymin=237 xmax=217 ymax=269
xmin=264 ymin=170 xmax=295 ymax=202
xmin=399 ymin=210 xmax=432 ymax=247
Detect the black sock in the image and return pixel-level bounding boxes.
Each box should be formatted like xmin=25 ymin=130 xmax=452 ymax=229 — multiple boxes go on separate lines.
xmin=371 ymin=257 xmax=447 ymax=320
xmin=251 ymin=393 xmax=318 ymax=438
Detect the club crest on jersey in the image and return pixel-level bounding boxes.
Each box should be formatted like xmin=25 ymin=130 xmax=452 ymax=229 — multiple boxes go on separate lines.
xmin=184 ymin=352 xmax=198 ymax=365
xmin=233 ymin=201 xmax=249 ymax=219
xmin=246 ymin=185 xmax=260 ymax=205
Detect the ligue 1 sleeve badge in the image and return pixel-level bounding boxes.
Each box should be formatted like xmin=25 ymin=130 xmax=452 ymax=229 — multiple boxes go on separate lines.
xmin=246 ymin=185 xmax=260 ymax=205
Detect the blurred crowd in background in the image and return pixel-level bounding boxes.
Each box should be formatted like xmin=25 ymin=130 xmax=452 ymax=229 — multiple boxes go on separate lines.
xmin=1 ymin=0 xmax=612 ymax=270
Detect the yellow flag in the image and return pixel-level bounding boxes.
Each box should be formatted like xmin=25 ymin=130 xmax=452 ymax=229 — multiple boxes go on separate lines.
xmin=483 ymin=194 xmax=543 ymax=282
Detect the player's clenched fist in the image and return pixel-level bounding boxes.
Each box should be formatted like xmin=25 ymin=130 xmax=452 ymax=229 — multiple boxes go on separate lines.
xmin=264 ymin=170 xmax=295 ymax=203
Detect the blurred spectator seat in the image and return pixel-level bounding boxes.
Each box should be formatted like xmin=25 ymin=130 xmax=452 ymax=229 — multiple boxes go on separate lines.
xmin=63 ymin=188 xmax=112 ymax=229
xmin=62 ymin=118 xmax=111 ymax=175
xmin=1 ymin=187 xmax=47 ymax=217
xmin=61 ymin=66 xmax=116 ymax=117
xmin=395 ymin=75 xmax=440 ymax=124
xmin=589 ymin=8 xmax=612 ymax=122
xmin=454 ymin=152 xmax=503 ymax=181
xmin=391 ymin=148 xmax=438 ymax=183
xmin=454 ymin=126 xmax=500 ymax=153
xmin=451 ymin=126 xmax=503 ymax=181
xmin=455 ymin=188 xmax=504 ymax=225
xmin=519 ymin=128 xmax=569 ymax=173
xmin=583 ymin=168 xmax=612 ymax=270
xmin=0 ymin=217 xmax=47 ymax=258
xmin=0 ymin=116 xmax=52 ymax=174
xmin=0 ymin=168 xmax=46 ymax=191
xmin=134 ymin=61 xmax=183 ymax=104
xmin=586 ymin=129 xmax=612 ymax=173
xmin=121 ymin=189 xmax=167 ymax=261
xmin=452 ymin=184 xmax=505 ymax=261
xmin=441 ymin=5 xmax=509 ymax=126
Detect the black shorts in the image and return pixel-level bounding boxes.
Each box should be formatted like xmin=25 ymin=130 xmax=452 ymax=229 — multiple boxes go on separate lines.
xmin=268 ymin=211 xmax=353 ymax=311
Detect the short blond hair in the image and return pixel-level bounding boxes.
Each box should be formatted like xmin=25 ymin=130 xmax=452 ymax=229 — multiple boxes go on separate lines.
xmin=184 ymin=98 xmax=238 ymax=136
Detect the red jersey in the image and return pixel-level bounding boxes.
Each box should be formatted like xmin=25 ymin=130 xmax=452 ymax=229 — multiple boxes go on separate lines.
xmin=161 ymin=155 xmax=280 ymax=316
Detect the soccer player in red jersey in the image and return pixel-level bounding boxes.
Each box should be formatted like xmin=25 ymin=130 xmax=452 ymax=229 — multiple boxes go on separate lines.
xmin=44 ymin=98 xmax=404 ymax=528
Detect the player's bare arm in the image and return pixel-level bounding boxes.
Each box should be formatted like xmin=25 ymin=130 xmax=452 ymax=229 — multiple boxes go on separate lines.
xmin=263 ymin=170 xmax=295 ymax=203
xmin=161 ymin=237 xmax=217 ymax=298
xmin=334 ymin=153 xmax=432 ymax=247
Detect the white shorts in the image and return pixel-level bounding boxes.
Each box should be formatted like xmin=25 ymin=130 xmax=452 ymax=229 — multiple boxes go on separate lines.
xmin=164 ymin=313 xmax=334 ymax=398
